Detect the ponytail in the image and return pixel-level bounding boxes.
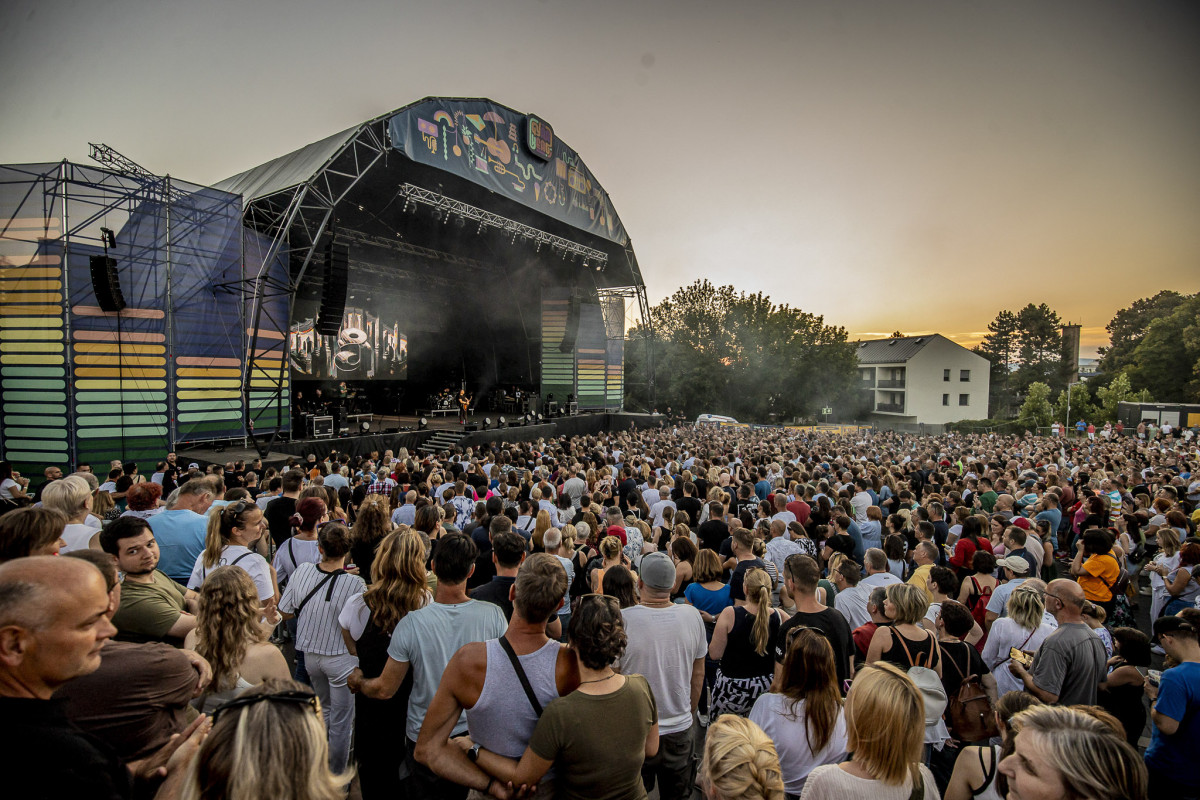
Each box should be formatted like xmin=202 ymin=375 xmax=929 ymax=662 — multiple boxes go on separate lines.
xmin=746 ymin=568 xmax=772 ymax=656
xmin=202 ymin=507 xmax=226 ymax=569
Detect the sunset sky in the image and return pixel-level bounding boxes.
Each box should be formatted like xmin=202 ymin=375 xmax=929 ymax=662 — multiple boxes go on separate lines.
xmin=3 ymin=0 xmax=1198 ymax=358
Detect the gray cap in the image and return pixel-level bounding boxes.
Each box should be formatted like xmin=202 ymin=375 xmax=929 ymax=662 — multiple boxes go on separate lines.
xmin=997 ymin=555 xmax=1030 ymax=575
xmin=639 ymin=551 xmax=676 ymax=591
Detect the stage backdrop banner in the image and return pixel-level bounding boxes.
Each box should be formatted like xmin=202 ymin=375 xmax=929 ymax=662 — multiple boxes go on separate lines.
xmin=388 ymin=99 xmax=628 ymax=247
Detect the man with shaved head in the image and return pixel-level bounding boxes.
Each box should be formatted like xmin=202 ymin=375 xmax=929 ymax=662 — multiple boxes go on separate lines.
xmin=1007 ymin=578 xmax=1106 ymax=706
xmin=0 ymin=556 xmax=205 ymax=798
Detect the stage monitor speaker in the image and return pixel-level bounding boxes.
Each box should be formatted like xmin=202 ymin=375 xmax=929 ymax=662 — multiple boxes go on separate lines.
xmin=316 ymin=239 xmax=349 ymax=336
xmin=464 ymin=423 xmax=479 ymax=432
xmin=89 ymin=255 xmax=126 ymax=312
xmin=558 ymin=294 xmax=581 ymax=353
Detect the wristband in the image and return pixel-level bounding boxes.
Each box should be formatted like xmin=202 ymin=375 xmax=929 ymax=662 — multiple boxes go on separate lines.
xmin=485 ymin=777 xmax=496 ymax=795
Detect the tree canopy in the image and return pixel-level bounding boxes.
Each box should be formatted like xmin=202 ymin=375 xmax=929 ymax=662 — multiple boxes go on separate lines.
xmin=624 ymin=279 xmax=860 ymax=421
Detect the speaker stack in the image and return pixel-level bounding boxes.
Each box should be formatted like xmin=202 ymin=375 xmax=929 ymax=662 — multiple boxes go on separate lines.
xmin=89 ymin=255 xmax=126 ymax=312
xmin=316 ymin=237 xmax=349 ymax=336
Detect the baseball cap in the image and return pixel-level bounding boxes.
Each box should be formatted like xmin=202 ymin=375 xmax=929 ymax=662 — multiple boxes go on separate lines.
xmin=188 ymin=462 xmax=200 ymax=470
xmin=996 ymin=555 xmax=1030 ymax=575
xmin=1011 ymin=517 xmax=1031 ymax=530
xmin=639 ymin=552 xmax=676 ymax=591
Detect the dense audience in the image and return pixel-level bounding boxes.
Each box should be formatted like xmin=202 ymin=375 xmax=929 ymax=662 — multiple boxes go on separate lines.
xmin=1 ymin=419 xmax=1197 ymax=799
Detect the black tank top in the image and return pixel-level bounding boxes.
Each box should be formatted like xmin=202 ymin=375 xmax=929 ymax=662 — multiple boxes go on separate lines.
xmin=720 ymin=606 xmax=780 ymax=679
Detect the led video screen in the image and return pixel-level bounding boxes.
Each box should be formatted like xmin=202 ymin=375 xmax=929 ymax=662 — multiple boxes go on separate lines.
xmin=288 ymin=306 xmax=407 ymax=380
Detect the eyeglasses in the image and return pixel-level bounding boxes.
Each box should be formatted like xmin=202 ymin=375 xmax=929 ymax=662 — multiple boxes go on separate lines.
xmin=1044 ymin=593 xmax=1064 ymax=604
xmin=210 ymin=689 xmax=320 ymax=724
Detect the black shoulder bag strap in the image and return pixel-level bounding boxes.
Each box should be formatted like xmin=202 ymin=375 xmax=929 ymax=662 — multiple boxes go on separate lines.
xmin=295 ymin=569 xmax=345 ymax=617
xmin=200 ymin=549 xmax=253 ymax=582
xmin=498 ymin=635 xmax=544 ymax=717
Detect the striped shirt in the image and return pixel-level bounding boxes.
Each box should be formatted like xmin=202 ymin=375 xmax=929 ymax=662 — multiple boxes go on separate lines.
xmin=279 ymin=562 xmax=365 ymax=655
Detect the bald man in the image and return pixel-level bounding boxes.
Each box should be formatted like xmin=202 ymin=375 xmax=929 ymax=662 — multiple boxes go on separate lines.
xmin=1007 ymin=579 xmax=1106 ymax=706
xmin=0 ymin=557 xmax=206 ymax=799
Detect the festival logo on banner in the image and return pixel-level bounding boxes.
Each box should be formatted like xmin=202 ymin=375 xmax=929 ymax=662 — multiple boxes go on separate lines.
xmin=389 ymin=99 xmax=627 ymax=247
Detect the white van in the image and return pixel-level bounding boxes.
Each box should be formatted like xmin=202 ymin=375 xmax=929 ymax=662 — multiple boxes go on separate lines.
xmin=695 ymin=414 xmax=738 ymax=427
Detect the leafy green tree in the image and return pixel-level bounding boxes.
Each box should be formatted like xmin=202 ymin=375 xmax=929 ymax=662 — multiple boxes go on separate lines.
xmin=1053 ymin=382 xmax=1096 ymax=427
xmin=1095 ymin=291 xmax=1187 ymax=384
xmin=1122 ymin=294 xmax=1200 ymax=402
xmin=1017 ymin=382 xmax=1054 ymax=429
xmin=1015 ymin=303 xmax=1063 ymax=393
xmin=974 ymin=309 xmax=1020 ymax=417
xmin=623 ymin=280 xmax=859 ymax=421
xmin=1093 ymin=372 xmax=1154 ymax=423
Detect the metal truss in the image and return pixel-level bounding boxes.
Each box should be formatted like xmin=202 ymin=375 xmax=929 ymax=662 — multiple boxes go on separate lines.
xmin=238 ymin=121 xmax=389 ymax=457
xmin=396 ymin=183 xmax=609 ymax=268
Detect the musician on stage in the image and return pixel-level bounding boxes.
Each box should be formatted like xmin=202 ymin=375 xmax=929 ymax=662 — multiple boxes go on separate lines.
xmin=457 ymin=388 xmax=472 ymax=424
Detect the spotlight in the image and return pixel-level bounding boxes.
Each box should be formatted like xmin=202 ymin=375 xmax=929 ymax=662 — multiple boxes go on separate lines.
xmin=360 ymin=421 xmax=370 ymax=433
xmin=537 ymin=413 xmax=545 ymax=423
xmin=419 ymin=417 xmax=428 ymax=430
xmin=498 ymin=416 xmax=507 ymax=428
xmin=483 ymin=417 xmax=491 ymax=431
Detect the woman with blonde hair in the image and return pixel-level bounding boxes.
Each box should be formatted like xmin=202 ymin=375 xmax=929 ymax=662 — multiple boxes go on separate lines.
xmin=800 ymin=663 xmax=938 ymax=799
xmin=1145 ymin=525 xmax=1181 ymax=620
xmin=590 ymin=534 xmax=624 ymax=593
xmin=980 ymin=582 xmax=1056 ymax=697
xmin=186 ymin=565 xmax=291 ymax=714
xmin=180 ymin=678 xmax=351 ymax=800
xmin=41 ymin=475 xmax=97 ymax=552
xmin=710 ymin=567 xmax=784 ymax=717
xmin=998 ymin=704 xmax=1147 ymax=800
xmin=350 ymin=493 xmax=393 ymax=584
xmin=339 ymin=530 xmax=428 ymax=798
xmin=188 ymin=501 xmax=278 ymax=618
xmin=750 ymin=628 xmax=847 ymax=797
xmin=532 ymin=508 xmax=553 ymax=552
xmin=866 ymin=583 xmax=942 ymax=678
xmin=701 ymin=715 xmax=785 ymax=800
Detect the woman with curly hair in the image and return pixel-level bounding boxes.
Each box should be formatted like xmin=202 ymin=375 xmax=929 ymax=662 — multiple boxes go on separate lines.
xmin=338 ymin=530 xmax=428 ymax=798
xmin=350 ymin=494 xmax=393 ymax=585
xmin=701 ymin=715 xmax=785 ymax=800
xmin=120 ymin=480 xmax=163 ymax=520
xmin=470 ymin=593 xmax=659 ymax=800
xmin=186 ymin=565 xmax=290 ymax=714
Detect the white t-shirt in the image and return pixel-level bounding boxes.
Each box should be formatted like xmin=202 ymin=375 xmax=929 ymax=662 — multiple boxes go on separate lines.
xmin=617 ymin=603 xmax=707 ymax=735
xmin=980 ymin=617 xmax=1055 ymax=696
xmin=60 ymin=523 xmax=96 ymax=553
xmin=273 ymin=536 xmax=321 ymax=586
xmin=750 ymin=693 xmax=848 ymax=795
xmin=187 ymin=545 xmax=274 ymax=602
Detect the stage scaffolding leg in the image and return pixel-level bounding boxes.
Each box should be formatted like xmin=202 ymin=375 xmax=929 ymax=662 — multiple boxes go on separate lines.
xmin=636 ymin=283 xmax=656 ymax=411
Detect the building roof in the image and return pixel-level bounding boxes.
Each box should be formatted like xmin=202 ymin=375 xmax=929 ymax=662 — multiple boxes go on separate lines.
xmin=856 ymin=334 xmax=944 ymax=364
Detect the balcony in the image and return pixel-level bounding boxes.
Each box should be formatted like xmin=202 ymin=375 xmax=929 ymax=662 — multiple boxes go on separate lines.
xmin=876 ymin=379 xmax=906 ymax=389
xmin=875 ymin=403 xmax=906 ymax=414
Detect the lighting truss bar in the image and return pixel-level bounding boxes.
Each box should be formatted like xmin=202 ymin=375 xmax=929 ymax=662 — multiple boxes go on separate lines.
xmin=396 ymin=183 xmax=608 ymax=267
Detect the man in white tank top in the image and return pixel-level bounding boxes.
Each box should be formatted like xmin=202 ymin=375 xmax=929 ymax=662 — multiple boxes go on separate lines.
xmin=414 ymin=553 xmax=579 ymax=799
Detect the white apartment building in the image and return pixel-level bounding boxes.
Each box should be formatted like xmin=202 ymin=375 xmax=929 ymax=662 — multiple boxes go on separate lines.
xmin=856 ymin=334 xmax=991 ymax=426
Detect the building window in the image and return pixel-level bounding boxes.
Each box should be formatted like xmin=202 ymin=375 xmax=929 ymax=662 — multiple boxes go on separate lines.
xmin=960 ymin=369 xmax=970 ymax=382
xmin=942 ymin=394 xmax=949 ymax=406
xmin=943 ymin=369 xmax=950 ymax=381
xmin=959 ymin=394 xmax=969 ymax=406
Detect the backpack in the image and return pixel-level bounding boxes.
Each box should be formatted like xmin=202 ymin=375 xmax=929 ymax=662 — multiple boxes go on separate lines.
xmin=894 ymin=631 xmax=948 ymax=728
xmin=943 ymin=642 xmax=999 ymax=742
xmin=969 ymin=577 xmax=993 ymax=629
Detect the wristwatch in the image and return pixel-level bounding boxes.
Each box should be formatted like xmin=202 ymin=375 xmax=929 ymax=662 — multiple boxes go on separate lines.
xmin=468 ymin=743 xmax=481 ymax=762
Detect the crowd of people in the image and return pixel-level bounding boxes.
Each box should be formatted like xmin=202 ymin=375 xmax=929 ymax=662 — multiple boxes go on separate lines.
xmin=1 ymin=420 xmax=1198 ymax=799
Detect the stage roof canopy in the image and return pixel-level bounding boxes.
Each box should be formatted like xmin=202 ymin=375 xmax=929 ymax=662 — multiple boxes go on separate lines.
xmin=215 ymin=97 xmax=643 ymax=290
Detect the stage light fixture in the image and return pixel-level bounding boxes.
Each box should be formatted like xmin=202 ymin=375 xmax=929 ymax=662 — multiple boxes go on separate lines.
xmin=360 ymin=421 xmax=370 ymax=433
xmin=538 ymin=413 xmax=545 ymax=422
xmin=419 ymin=417 xmax=428 ymax=430
xmin=482 ymin=417 xmax=491 ymax=430
xmin=498 ymin=416 xmax=507 ymax=428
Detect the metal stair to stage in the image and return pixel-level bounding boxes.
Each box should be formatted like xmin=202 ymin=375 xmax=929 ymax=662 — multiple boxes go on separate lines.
xmin=418 ymin=429 xmax=467 ymax=455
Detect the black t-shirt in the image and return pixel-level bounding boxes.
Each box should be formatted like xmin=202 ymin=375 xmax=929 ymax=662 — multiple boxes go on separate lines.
xmin=675 ymin=496 xmax=703 ymax=529
xmin=729 ymin=557 xmax=767 ymax=601
xmin=470 ymin=576 xmax=516 ymax=621
xmin=264 ymin=496 xmax=297 ymax=547
xmin=825 ymin=533 xmax=855 ymax=560
xmin=0 ymin=697 xmax=131 ymax=799
xmin=774 ymin=607 xmax=855 ymax=691
xmin=698 ymin=519 xmax=729 ymax=553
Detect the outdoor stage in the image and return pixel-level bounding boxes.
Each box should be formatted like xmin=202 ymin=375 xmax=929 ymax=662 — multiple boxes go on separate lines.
xmin=0 ymin=97 xmax=653 ymax=474
xmin=179 ymin=411 xmax=661 ymax=469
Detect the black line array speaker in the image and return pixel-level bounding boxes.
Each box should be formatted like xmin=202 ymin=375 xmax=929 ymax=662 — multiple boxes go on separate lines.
xmin=316 ymin=238 xmax=349 ymax=336
xmin=89 ymin=255 xmax=126 ymax=312
xmin=558 ymin=294 xmax=581 ymax=353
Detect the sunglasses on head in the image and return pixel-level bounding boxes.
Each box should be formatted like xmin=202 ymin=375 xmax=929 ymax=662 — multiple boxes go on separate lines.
xmin=210 ymin=689 xmax=319 ymax=725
